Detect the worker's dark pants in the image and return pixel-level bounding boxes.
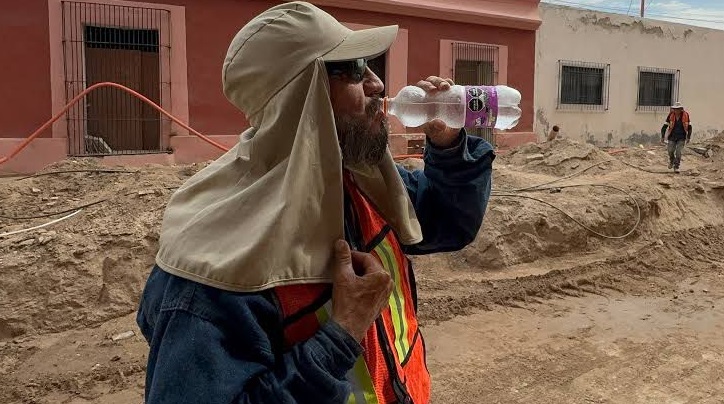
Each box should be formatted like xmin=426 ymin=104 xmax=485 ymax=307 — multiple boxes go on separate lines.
xmin=668 ymin=140 xmax=685 ymax=169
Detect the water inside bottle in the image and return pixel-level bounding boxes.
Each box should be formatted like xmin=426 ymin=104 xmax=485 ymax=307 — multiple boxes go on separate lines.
xmin=384 ymin=97 xmax=466 ymax=128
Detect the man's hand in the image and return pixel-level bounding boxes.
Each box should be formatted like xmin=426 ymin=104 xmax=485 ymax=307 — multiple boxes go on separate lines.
xmin=331 ymin=240 xmax=393 ymax=342
xmin=414 ymin=76 xmax=462 ymax=149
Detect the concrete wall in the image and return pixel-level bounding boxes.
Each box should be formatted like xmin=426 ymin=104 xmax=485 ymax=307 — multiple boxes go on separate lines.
xmin=535 ymin=4 xmax=724 ymax=146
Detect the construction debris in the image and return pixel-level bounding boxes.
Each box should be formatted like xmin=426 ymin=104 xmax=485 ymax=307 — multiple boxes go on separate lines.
xmin=111 ymin=331 xmax=135 ymax=342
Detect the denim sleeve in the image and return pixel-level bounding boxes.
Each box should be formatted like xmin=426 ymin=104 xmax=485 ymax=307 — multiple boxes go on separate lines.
xmin=138 ymin=269 xmax=362 ymax=404
xmin=397 ymin=130 xmax=495 ymax=255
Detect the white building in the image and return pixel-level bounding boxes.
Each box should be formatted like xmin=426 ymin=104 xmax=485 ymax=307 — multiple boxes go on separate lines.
xmin=535 ymin=4 xmax=724 ymax=146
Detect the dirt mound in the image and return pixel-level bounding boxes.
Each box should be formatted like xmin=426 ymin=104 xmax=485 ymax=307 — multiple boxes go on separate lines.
xmin=416 ymin=139 xmax=724 ymax=274
xmin=3 ymin=144 xmax=717 ymax=340
xmin=701 ymin=136 xmax=724 ymax=164
xmin=470 ymin=172 xmax=723 ymax=271
xmin=2 ymin=139 xmax=724 ymax=403
xmin=499 ymin=139 xmax=612 ymax=177
xmin=418 ymin=223 xmax=724 ymax=324
xmin=0 ymin=159 xmax=205 ymax=339
xmin=611 ymin=146 xmax=668 ymax=168
xmin=709 ymin=132 xmax=724 ymax=143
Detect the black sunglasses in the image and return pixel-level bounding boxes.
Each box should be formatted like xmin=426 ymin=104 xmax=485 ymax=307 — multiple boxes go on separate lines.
xmin=325 ymin=58 xmax=367 ymax=83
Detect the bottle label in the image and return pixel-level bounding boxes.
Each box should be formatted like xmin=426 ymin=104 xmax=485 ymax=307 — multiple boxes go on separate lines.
xmin=464 ymin=86 xmax=498 ymax=128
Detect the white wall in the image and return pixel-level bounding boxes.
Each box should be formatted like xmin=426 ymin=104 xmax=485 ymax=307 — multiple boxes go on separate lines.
xmin=535 ymin=4 xmax=724 ymax=146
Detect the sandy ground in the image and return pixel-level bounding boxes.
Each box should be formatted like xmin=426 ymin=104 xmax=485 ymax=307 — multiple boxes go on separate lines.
xmin=1 ymin=136 xmax=724 ymax=403
xmin=424 ymin=226 xmax=724 ymax=404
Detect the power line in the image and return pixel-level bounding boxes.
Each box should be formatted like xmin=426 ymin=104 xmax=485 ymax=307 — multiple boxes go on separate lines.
xmin=544 ymin=0 xmax=724 ymax=25
xmin=646 ymin=13 xmax=724 ymax=24
xmin=646 ymin=8 xmax=724 ymax=21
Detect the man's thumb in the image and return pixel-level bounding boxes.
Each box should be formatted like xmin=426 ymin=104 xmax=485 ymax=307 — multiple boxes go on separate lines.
xmin=333 ymin=240 xmax=353 ymax=277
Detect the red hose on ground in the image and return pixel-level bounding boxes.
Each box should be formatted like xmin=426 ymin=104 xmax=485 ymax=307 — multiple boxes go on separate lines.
xmin=0 ymin=82 xmax=230 ymax=166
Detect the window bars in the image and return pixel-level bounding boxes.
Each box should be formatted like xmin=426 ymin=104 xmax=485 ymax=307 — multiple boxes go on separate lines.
xmin=637 ymin=66 xmax=680 ymax=111
xmin=62 ymin=1 xmax=172 ymax=156
xmin=557 ymin=60 xmax=610 ymax=111
xmin=452 ymin=41 xmax=500 ymax=144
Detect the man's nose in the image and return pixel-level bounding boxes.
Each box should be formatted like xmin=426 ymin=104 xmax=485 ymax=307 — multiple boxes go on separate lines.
xmin=363 ymin=67 xmax=384 ymax=96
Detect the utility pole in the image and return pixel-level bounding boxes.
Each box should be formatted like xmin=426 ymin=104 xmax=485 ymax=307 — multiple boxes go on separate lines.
xmin=640 ymin=0 xmax=645 ymax=18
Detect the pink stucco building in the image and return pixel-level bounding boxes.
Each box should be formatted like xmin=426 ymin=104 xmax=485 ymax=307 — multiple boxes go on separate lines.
xmin=0 ymin=0 xmax=541 ymax=173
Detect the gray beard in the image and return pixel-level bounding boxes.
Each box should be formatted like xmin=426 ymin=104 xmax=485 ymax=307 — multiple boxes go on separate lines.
xmin=337 ymin=98 xmax=389 ymax=166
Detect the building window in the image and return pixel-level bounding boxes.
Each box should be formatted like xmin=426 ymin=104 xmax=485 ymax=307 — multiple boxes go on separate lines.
xmin=557 ymin=60 xmax=610 ymax=110
xmin=637 ymin=67 xmax=680 ymax=111
xmin=452 ymin=41 xmax=500 ymax=144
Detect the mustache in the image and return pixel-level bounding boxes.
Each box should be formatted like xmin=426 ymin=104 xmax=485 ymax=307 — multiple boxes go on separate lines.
xmin=337 ymin=95 xmax=389 ymax=166
xmin=366 ymin=96 xmax=382 ymax=117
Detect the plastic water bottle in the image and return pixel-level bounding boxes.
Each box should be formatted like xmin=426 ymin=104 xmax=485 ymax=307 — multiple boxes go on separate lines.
xmin=383 ymin=85 xmax=521 ymax=130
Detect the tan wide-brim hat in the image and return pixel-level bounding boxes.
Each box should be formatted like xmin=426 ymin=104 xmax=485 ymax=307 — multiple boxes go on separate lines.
xmin=223 ymin=1 xmax=398 ymax=121
xmin=322 ymin=25 xmax=398 ymax=62
xmin=156 ymin=2 xmax=420 ymax=293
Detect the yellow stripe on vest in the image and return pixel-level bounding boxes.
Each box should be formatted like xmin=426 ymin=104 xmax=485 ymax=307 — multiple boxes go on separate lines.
xmin=315 ymin=302 xmax=379 ymax=404
xmin=374 ymin=238 xmax=410 ymax=360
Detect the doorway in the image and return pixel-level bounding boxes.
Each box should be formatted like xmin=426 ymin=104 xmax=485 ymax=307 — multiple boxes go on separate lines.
xmin=84 ymin=26 xmax=161 ymax=154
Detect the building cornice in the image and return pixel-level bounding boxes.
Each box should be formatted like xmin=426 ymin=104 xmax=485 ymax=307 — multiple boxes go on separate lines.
xmin=311 ymin=0 xmax=542 ymax=30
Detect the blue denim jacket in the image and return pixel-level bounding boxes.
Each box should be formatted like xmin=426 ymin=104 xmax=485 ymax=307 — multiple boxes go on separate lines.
xmin=137 ymin=132 xmax=495 ymax=403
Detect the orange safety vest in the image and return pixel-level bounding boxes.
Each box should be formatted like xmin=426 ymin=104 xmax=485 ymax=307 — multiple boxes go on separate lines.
xmin=668 ymin=110 xmax=690 ymax=128
xmin=273 ymin=173 xmax=430 ymax=404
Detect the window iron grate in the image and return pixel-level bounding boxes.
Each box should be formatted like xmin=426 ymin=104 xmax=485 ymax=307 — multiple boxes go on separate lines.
xmin=452 ymin=41 xmax=500 ymax=145
xmin=557 ymin=60 xmax=610 ymax=111
xmin=62 ymin=1 xmax=172 ymax=156
xmin=637 ymin=66 xmax=680 ymax=111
